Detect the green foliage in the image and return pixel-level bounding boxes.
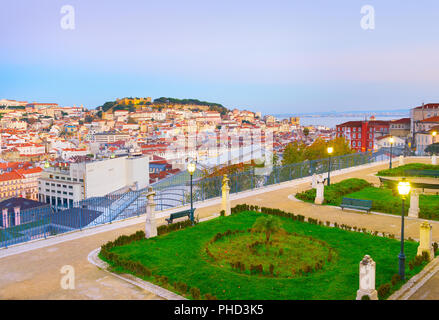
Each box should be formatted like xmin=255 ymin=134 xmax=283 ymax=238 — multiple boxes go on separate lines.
xmin=157 ymin=219 xmax=193 ymax=236
xmin=190 ymin=287 xmax=201 ymax=299
xmin=153 ymin=97 xmax=228 ymax=115
xmin=377 ymin=163 xmax=439 ymax=177
xmin=391 ymin=274 xmax=401 ymax=286
xmin=425 ymin=143 xmax=439 ymax=155
xmin=282 ymin=137 xmax=354 ymax=165
xmin=296 ymin=178 xmax=372 ymax=205
xmin=377 ymin=283 xmax=391 ymax=299
xmin=100 ymin=207 xmax=427 ymax=300
xmin=252 ymin=215 xmax=283 ymax=243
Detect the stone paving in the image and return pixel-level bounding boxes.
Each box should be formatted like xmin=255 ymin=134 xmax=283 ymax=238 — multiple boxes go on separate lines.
xmin=1 ymin=157 xmax=439 ymax=299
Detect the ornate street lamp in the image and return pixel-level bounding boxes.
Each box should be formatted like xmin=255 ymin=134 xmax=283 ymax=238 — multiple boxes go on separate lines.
xmin=389 ymin=137 xmax=395 ymax=169
xmin=327 ymin=146 xmax=334 ymax=186
xmin=432 ymin=131 xmax=437 ymax=143
xmin=397 ymin=179 xmax=411 ymax=280
xmin=187 ymin=160 xmax=196 ymax=224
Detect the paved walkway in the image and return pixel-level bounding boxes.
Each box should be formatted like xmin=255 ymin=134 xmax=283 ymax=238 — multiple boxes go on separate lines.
xmin=1 ymin=157 xmax=439 ymax=299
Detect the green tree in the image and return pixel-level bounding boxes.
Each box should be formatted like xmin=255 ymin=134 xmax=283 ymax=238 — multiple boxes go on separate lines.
xmin=252 ymin=215 xmax=283 ymax=244
xmin=425 ymin=143 xmax=439 ymax=155
xmin=303 ymin=127 xmax=310 ymax=137
xmin=282 ymin=141 xmax=307 ymax=165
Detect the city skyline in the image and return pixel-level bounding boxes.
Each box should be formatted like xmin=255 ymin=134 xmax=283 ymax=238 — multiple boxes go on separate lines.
xmin=1 ymin=1 xmax=439 ymax=113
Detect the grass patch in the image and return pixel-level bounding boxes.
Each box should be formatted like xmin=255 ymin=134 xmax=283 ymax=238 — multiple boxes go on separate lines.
xmin=377 ymin=163 xmax=439 ymax=177
xmin=207 ymin=230 xmax=333 ymax=278
xmin=296 ymin=178 xmax=371 ymax=206
xmin=100 ymin=211 xmax=428 ymax=300
xmin=347 ymin=187 xmax=439 ymax=220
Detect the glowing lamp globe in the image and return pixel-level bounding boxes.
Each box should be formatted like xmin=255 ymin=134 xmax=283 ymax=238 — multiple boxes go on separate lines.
xmin=389 ymin=137 xmax=395 ymax=144
xmin=187 ymin=162 xmax=196 ymax=175
xmin=397 ymin=181 xmax=411 ymax=196
xmin=327 ymin=147 xmax=334 ymax=154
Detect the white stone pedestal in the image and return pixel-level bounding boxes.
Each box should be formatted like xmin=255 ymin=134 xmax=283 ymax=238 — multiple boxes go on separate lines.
xmin=311 ymin=173 xmax=317 ymax=189
xmin=314 ymin=176 xmax=325 ymax=205
xmin=221 ymin=174 xmax=231 ymax=216
xmin=408 ymin=189 xmax=420 ymax=218
xmin=432 ymin=155 xmax=437 ymax=165
xmin=417 ymin=222 xmax=434 ymax=260
xmin=356 ymin=255 xmax=378 ymax=300
xmin=145 ymin=188 xmax=157 ymax=238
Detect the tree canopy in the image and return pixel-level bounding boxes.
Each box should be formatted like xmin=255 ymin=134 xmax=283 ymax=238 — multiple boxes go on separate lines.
xmin=282 ymin=137 xmax=354 ymax=165
xmin=425 ymin=143 xmax=439 ymax=155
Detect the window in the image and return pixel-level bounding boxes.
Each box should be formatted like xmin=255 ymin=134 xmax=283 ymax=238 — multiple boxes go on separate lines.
xmin=353 ymin=141 xmax=356 ymax=147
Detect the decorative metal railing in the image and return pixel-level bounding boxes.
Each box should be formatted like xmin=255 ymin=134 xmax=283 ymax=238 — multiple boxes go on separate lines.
xmin=0 ymin=151 xmax=386 ymax=248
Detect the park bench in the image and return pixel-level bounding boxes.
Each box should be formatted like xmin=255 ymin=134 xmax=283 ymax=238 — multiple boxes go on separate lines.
xmin=405 ymin=170 xmax=439 ymax=178
xmin=165 ymin=209 xmax=193 ymax=224
xmin=340 ymin=198 xmax=372 ymax=213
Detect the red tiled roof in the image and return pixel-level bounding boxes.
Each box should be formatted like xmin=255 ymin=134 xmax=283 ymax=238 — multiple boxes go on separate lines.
xmin=421 ymin=116 xmax=439 ymax=123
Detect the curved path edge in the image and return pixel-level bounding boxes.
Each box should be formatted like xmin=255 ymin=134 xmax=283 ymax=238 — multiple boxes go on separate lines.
xmin=388 ymin=256 xmax=439 ymax=300
xmin=87 ymin=247 xmax=187 ymax=300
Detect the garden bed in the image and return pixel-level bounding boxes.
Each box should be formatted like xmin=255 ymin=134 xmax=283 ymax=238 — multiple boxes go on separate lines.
xmin=377 ymin=163 xmax=439 ymax=177
xmin=296 ymin=178 xmax=439 ymax=220
xmin=99 ymin=206 xmax=432 ymax=300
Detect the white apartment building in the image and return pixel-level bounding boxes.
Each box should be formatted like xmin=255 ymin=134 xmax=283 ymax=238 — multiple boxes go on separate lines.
xmin=38 ymin=155 xmax=149 ymax=208
xmin=92 ymin=132 xmax=130 ymax=144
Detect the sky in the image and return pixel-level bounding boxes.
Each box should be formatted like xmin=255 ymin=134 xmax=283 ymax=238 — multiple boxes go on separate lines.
xmin=1 ymin=0 xmax=439 ymax=114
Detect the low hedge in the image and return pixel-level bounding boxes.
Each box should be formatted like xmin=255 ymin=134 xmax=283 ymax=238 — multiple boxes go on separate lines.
xmin=296 ymin=178 xmax=372 ymax=205
xmin=377 ymin=163 xmax=439 ymax=177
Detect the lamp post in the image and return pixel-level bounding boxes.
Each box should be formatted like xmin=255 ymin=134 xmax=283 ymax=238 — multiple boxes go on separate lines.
xmin=187 ymin=160 xmax=196 ymax=224
xmin=327 ymin=146 xmax=334 ymax=186
xmin=389 ymin=137 xmax=395 ymax=169
xmin=397 ymin=179 xmax=411 ymax=280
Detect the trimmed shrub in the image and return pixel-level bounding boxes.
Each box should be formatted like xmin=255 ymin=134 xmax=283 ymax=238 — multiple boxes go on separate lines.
xmin=190 ymin=287 xmax=201 ymax=299
xmin=391 ymin=274 xmax=401 ymax=286
xmin=377 ymin=283 xmax=391 ymax=299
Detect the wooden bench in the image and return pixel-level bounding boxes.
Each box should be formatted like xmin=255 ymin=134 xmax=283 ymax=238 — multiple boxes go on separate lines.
xmin=341 ymin=198 xmax=372 ymax=213
xmin=405 ymin=170 xmax=439 ymax=178
xmin=165 ymin=209 xmax=193 ymax=224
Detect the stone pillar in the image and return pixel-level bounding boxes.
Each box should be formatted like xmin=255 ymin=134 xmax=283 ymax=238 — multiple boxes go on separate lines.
xmin=13 ymin=206 xmax=20 ymax=226
xmin=311 ymin=173 xmax=317 ymax=189
xmin=2 ymin=208 xmax=8 ymax=229
xmin=221 ymin=174 xmax=231 ymax=216
xmin=314 ymin=176 xmax=325 ymax=205
xmin=417 ymin=222 xmax=434 ymax=260
xmin=145 ymin=187 xmax=157 ymax=238
xmin=399 ymin=155 xmax=404 ymax=166
xmin=356 ymin=255 xmax=378 ymax=300
xmin=408 ymin=189 xmax=420 ymax=218
xmin=432 ymin=154 xmax=437 ymax=165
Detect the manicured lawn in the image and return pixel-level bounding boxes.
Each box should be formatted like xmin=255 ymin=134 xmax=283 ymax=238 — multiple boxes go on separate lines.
xmin=295 ymin=178 xmax=371 ymax=206
xmin=296 ymin=178 xmax=439 ymax=221
xmin=347 ymin=187 xmax=439 ymax=220
xmin=100 ymin=211 xmax=427 ymax=300
xmin=377 ymin=163 xmax=439 ymax=177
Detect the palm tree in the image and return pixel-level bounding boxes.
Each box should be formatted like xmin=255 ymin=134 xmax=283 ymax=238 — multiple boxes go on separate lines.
xmin=252 ymin=215 xmax=283 ymax=244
